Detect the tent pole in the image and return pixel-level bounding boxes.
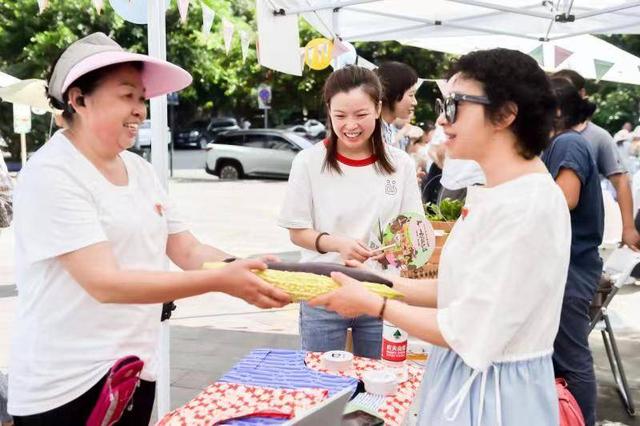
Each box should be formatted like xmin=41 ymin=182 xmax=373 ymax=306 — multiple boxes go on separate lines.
xmin=444 ymin=0 xmax=551 ymax=19
xmin=147 ymin=0 xmax=171 ymax=420
xmin=332 ymin=7 xmax=340 ymax=38
xmin=272 ymin=0 xmax=381 ymax=16
xmin=20 ymin=133 xmax=26 ymax=167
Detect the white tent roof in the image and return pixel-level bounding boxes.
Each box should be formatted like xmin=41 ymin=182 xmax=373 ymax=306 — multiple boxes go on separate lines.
xmin=0 ymin=71 xmax=19 ymax=88
xmin=404 ymin=33 xmax=640 ymax=85
xmin=272 ymin=0 xmax=640 ymax=42
xmin=259 ymin=0 xmax=640 ymax=83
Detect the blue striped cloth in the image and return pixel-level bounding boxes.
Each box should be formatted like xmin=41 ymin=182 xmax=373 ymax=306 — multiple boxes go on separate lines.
xmin=219 ymin=349 xmax=358 ymax=425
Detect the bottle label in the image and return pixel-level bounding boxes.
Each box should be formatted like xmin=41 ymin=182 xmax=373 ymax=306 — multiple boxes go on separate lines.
xmin=381 ymin=322 xmax=407 ymax=362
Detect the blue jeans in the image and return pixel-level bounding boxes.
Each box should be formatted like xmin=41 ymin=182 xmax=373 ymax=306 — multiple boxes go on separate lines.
xmin=553 ymin=296 xmax=597 ymax=426
xmin=299 ymin=302 xmax=382 ymax=359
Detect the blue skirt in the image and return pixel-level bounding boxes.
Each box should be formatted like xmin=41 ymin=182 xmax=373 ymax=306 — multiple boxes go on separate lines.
xmin=417 ymin=346 xmax=559 ymax=425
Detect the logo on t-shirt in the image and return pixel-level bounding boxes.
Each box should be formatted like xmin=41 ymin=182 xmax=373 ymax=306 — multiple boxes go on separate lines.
xmin=154 ymin=203 xmax=165 ymax=217
xmin=385 ymin=179 xmax=397 ymax=196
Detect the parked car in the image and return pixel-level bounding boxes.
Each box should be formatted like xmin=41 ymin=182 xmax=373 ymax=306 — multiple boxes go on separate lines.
xmin=303 ymin=119 xmax=326 ymax=138
xmin=205 ymin=129 xmax=313 ymax=180
xmin=174 ymin=117 xmax=239 ymax=149
xmin=277 ymin=124 xmax=315 ymax=140
xmin=132 ymin=119 xmax=171 ymax=149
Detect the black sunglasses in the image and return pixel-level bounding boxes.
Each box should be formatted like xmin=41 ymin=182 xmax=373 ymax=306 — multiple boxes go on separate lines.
xmin=435 ymin=93 xmax=491 ymax=124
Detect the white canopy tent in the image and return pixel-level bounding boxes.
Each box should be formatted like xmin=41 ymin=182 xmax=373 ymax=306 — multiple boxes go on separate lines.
xmin=404 ymin=33 xmax=640 ymax=85
xmin=0 ymin=71 xmax=19 ymax=88
xmin=270 ymin=0 xmax=640 ymax=41
xmin=258 ymin=0 xmax=640 ymax=82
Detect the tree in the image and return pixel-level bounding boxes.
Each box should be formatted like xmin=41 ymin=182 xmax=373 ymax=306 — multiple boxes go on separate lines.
xmin=0 ymin=0 xmax=330 ymax=157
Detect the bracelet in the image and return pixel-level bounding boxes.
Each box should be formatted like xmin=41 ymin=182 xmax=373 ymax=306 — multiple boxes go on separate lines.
xmin=222 ymin=257 xmax=237 ymax=263
xmin=377 ymin=297 xmax=388 ymax=319
xmin=315 ymin=232 xmax=329 ymax=254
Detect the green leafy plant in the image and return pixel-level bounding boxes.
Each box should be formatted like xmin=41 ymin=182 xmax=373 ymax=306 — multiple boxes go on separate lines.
xmin=425 ymin=198 xmax=464 ymax=222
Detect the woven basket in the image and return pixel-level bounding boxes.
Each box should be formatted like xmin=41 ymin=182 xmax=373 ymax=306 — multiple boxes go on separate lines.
xmin=400 ymin=220 xmax=455 ymax=279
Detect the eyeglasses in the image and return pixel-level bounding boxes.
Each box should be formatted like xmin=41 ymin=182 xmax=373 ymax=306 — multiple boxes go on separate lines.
xmin=435 ymin=93 xmax=491 ymax=124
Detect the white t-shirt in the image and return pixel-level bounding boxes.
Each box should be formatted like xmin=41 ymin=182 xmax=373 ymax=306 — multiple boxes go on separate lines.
xmin=440 ymin=157 xmax=486 ymax=190
xmin=9 ymin=131 xmax=188 ymax=415
xmin=278 ymin=142 xmax=424 ymax=264
xmin=436 ymin=173 xmax=571 ymax=371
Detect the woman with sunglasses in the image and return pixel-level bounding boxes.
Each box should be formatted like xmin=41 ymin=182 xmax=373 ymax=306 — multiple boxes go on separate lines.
xmin=310 ymin=49 xmax=571 ymax=424
xmin=542 ymin=78 xmax=604 ymax=426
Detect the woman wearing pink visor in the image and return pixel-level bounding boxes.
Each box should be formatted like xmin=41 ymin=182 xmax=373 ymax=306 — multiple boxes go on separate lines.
xmin=9 ymin=33 xmax=290 ymax=425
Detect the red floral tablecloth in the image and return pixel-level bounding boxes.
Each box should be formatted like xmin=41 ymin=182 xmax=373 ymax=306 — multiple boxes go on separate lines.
xmin=157 ymin=382 xmax=328 ymax=426
xmin=157 ymin=352 xmax=425 ymax=426
xmin=305 ymin=352 xmax=424 ymax=426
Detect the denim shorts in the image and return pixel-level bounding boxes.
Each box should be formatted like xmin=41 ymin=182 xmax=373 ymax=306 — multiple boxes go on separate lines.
xmin=299 ymin=302 xmax=382 ymax=359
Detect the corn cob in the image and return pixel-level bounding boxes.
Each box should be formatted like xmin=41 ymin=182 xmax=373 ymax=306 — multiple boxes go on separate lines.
xmin=203 ymin=262 xmax=403 ymax=302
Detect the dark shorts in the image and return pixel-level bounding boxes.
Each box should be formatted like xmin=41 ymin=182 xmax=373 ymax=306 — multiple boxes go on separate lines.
xmin=13 ymin=375 xmax=155 ymax=426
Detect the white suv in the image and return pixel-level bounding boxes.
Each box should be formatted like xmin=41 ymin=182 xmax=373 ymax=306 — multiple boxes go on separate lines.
xmin=205 ymin=129 xmax=313 ymax=179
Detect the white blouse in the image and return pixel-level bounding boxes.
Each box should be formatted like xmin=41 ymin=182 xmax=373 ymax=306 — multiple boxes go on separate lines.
xmin=436 ymin=173 xmax=571 ymax=371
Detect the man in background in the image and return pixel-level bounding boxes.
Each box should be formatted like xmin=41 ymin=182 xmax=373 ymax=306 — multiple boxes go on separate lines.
xmin=554 ymin=69 xmax=640 ymax=249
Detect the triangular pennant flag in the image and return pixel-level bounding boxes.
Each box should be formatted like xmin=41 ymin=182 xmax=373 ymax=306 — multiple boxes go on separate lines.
xmin=92 ymin=0 xmax=104 ymax=14
xmin=528 ymin=44 xmax=544 ymax=67
xmin=37 ymin=0 xmax=48 ymax=13
xmin=240 ymin=31 xmax=250 ymax=63
xmin=332 ymin=38 xmax=350 ymax=59
xmin=554 ymin=45 xmax=573 ymax=68
xmin=201 ymin=3 xmax=215 ymax=36
xmin=594 ymin=59 xmax=615 ymax=80
xmin=177 ymin=0 xmax=190 ymax=24
xmin=222 ymin=18 xmax=235 ymax=54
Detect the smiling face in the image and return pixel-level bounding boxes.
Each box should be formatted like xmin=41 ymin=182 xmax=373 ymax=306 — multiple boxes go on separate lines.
xmin=70 ymin=64 xmax=147 ymax=152
xmin=436 ymin=73 xmax=494 ymax=161
xmin=392 ymin=86 xmax=417 ymax=120
xmin=328 ymin=86 xmax=380 ymax=153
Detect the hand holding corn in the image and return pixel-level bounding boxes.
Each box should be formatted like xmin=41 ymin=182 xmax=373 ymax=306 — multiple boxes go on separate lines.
xmin=203 ymin=262 xmax=402 ymax=303
xmin=208 ymin=259 xmax=291 ymax=308
xmin=309 ymin=272 xmax=388 ymax=318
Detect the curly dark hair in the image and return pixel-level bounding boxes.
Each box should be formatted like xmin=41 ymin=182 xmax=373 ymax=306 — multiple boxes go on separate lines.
xmin=448 ymin=48 xmax=557 ymax=159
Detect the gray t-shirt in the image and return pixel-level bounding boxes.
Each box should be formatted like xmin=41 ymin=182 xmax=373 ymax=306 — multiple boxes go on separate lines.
xmin=580 ymin=121 xmax=625 ymax=178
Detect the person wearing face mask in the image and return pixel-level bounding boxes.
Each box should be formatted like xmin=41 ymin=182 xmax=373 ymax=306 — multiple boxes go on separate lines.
xmin=9 ymin=33 xmax=290 ymax=425
xmin=309 ymin=49 xmax=570 ymax=425
xmin=278 ymin=65 xmax=423 ymax=359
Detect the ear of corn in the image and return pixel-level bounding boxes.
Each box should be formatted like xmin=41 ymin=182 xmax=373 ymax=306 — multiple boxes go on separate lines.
xmin=203 ymin=262 xmax=403 ymax=302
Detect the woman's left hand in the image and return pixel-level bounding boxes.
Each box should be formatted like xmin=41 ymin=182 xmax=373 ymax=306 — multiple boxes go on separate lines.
xmin=309 ymin=272 xmax=383 ymax=318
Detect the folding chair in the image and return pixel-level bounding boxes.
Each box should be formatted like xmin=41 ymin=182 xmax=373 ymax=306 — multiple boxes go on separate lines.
xmin=590 ymin=246 xmax=638 ymax=416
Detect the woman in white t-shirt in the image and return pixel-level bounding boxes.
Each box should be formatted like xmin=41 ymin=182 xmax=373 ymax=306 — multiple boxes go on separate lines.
xmin=9 ymin=33 xmax=290 ymax=425
xmin=278 ymin=66 xmax=423 ymax=358
xmin=311 ymin=49 xmax=572 ymax=425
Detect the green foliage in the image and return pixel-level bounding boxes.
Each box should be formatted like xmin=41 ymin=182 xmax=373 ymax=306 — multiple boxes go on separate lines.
xmin=354 ymin=41 xmax=451 ymax=126
xmin=425 ymin=198 xmax=464 ymax=222
xmin=0 ymin=0 xmax=327 ymax=157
